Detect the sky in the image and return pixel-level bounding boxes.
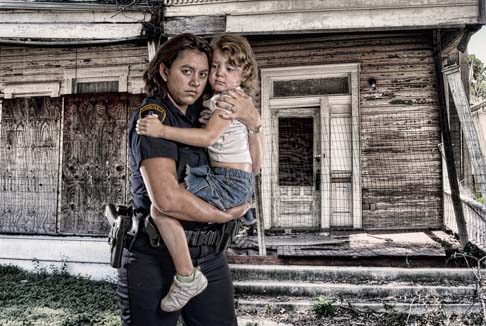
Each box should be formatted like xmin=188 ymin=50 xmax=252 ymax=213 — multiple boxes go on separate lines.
xmin=468 ymin=26 xmax=486 ymax=63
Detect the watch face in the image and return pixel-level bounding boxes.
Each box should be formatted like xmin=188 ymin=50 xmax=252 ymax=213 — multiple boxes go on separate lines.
xmin=249 ymin=125 xmax=261 ymax=134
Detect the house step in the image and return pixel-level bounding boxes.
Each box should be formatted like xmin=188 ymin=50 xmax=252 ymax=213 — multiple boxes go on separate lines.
xmin=236 ymin=298 xmax=483 ymax=316
xmin=233 ymin=280 xmax=475 ymax=301
xmin=230 ymin=264 xmax=481 ymax=314
xmin=230 ymin=264 xmax=481 ymax=285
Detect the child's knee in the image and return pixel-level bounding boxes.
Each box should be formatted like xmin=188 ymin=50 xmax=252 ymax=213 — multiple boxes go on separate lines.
xmin=152 ymin=212 xmax=170 ymax=224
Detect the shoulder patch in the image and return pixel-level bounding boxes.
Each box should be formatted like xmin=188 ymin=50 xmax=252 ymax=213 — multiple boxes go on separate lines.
xmin=139 ymin=103 xmax=167 ymax=123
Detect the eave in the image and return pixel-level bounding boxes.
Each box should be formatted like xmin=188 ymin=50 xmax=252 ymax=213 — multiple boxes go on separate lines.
xmin=0 ymin=1 xmax=154 ymax=42
xmin=162 ymin=0 xmax=483 ymax=36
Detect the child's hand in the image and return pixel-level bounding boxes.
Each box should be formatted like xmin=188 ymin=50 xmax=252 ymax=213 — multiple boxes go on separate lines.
xmin=198 ymin=108 xmax=211 ymax=125
xmin=136 ymin=115 xmax=165 ymax=138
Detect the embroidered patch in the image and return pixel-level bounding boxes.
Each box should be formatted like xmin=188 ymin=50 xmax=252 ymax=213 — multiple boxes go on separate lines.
xmin=139 ymin=103 xmax=167 ymax=122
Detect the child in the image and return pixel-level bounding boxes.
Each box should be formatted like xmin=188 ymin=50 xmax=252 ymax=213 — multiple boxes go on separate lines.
xmin=136 ymin=33 xmax=259 ymax=312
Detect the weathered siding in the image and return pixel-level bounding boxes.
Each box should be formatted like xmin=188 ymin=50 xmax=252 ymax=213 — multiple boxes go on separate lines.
xmin=0 ymin=43 xmax=148 ymax=95
xmin=0 ymin=43 xmax=148 ymax=236
xmin=0 ymin=94 xmax=144 ymax=236
xmin=250 ymin=31 xmax=442 ymax=230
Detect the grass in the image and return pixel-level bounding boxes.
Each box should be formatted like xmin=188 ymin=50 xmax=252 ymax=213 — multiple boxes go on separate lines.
xmin=2 ymin=263 xmax=485 ymax=326
xmin=0 ymin=264 xmax=119 ymax=326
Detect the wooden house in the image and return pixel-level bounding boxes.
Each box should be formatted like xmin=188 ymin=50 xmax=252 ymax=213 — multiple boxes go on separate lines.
xmin=0 ymin=0 xmax=485 ymax=277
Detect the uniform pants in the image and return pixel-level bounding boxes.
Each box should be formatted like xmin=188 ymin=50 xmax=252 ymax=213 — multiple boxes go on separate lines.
xmin=117 ymin=232 xmax=237 ymax=326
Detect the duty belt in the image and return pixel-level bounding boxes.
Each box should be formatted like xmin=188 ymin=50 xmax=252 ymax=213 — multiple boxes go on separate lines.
xmin=143 ymin=215 xmax=240 ymax=252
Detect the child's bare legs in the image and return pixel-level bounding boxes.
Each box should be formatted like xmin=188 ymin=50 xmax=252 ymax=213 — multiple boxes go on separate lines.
xmin=155 ymin=182 xmax=192 ymax=275
xmin=152 ymin=211 xmax=193 ymax=276
xmin=151 ymin=206 xmax=208 ymax=312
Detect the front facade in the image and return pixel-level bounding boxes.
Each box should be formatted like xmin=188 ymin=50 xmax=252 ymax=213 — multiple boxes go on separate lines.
xmin=162 ymin=0 xmax=483 ymax=231
xmin=0 ymin=0 xmax=484 ymax=274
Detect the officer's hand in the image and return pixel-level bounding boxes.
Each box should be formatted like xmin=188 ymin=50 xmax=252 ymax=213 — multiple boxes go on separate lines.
xmin=216 ymin=89 xmax=261 ymax=130
xmin=136 ymin=115 xmax=165 ymax=138
xmin=198 ymin=108 xmax=211 ymax=125
xmin=226 ymin=201 xmax=251 ymax=221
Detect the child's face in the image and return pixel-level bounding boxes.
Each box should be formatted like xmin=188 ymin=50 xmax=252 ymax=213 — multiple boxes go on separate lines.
xmin=209 ymin=49 xmax=243 ymax=93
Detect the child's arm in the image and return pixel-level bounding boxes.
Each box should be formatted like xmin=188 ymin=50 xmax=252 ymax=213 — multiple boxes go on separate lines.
xmin=136 ymin=111 xmax=231 ymax=147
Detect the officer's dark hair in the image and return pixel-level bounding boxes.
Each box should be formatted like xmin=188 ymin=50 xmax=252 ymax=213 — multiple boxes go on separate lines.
xmin=143 ymin=33 xmax=212 ymax=98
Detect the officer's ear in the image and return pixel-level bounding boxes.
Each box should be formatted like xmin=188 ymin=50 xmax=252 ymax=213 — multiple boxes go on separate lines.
xmin=159 ymin=63 xmax=169 ymax=82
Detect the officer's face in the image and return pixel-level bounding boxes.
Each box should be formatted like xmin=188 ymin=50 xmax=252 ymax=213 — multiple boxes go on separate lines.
xmin=160 ymin=49 xmax=209 ymax=112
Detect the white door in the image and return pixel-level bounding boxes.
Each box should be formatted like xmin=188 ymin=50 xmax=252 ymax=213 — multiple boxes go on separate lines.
xmin=260 ymin=63 xmax=361 ymax=230
xmin=271 ymin=107 xmax=322 ymax=229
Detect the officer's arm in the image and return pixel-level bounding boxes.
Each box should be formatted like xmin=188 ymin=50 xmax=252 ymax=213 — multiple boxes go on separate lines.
xmin=140 ymin=157 xmax=249 ymax=223
xmin=248 ymin=133 xmax=263 ymax=175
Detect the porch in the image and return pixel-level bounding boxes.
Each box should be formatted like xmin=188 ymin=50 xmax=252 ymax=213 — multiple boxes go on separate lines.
xmin=229 ymin=230 xmax=461 ymax=268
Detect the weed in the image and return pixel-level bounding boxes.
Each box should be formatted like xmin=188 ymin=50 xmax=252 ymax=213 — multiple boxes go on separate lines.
xmin=0 ymin=264 xmax=119 ymax=325
xmin=311 ymin=296 xmax=336 ymax=319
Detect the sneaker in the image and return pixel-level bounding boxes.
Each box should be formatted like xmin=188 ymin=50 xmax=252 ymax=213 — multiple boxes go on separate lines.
xmin=160 ymin=268 xmax=208 ymax=312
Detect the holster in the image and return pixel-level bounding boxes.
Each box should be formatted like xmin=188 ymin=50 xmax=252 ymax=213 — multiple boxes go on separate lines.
xmin=216 ymin=219 xmax=241 ymax=252
xmin=105 ymin=204 xmax=132 ymax=269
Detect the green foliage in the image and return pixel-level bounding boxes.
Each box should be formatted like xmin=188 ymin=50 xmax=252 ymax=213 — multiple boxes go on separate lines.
xmin=0 ymin=264 xmax=119 ymax=326
xmin=311 ymin=296 xmax=336 ymax=319
xmin=468 ymin=54 xmax=486 ymax=105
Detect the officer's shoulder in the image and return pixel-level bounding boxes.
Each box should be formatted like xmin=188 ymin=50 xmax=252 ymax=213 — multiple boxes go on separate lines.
xmin=139 ymin=97 xmax=170 ymax=122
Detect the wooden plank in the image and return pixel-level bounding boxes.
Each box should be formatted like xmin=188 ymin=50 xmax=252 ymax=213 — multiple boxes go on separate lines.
xmin=0 ymin=11 xmax=148 ymax=23
xmin=164 ymin=15 xmax=225 ymax=35
xmin=444 ymin=65 xmax=486 ymax=200
xmin=0 ymin=23 xmax=143 ymax=39
xmin=226 ymin=6 xmax=478 ymax=33
xmin=59 ymin=93 xmax=129 ymax=235
xmin=0 ymin=97 xmax=61 ymax=234
xmin=164 ymin=0 xmax=477 ymax=17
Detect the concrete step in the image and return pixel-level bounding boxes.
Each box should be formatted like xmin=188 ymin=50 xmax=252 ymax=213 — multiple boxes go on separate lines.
xmin=233 ymin=280 xmax=475 ymax=302
xmin=236 ymin=298 xmax=483 ymax=316
xmin=230 ymin=264 xmax=480 ymax=285
xmin=231 ymin=264 xmax=481 ymax=314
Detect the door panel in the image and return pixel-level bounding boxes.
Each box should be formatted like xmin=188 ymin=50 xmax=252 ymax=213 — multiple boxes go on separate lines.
xmin=331 ymin=182 xmax=352 ymax=226
xmin=272 ymin=110 xmax=321 ymax=229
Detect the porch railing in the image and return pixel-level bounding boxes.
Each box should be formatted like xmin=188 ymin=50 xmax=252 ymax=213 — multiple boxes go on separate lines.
xmin=444 ymin=190 xmax=486 ymax=252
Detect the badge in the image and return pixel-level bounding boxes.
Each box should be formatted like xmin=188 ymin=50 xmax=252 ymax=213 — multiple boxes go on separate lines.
xmin=139 ymin=103 xmax=167 ymax=122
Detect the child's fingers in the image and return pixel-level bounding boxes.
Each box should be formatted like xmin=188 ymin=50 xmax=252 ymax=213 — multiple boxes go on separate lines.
xmin=135 ymin=120 xmax=148 ymax=134
xmin=218 ymin=111 xmax=235 ymax=121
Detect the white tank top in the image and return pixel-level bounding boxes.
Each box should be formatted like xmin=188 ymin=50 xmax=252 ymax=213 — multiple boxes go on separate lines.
xmin=203 ymin=93 xmax=252 ymax=164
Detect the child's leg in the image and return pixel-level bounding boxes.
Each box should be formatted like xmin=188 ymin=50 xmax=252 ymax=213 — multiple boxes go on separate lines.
xmin=151 ymin=207 xmax=208 ymax=312
xmin=151 ymin=211 xmax=193 ymax=276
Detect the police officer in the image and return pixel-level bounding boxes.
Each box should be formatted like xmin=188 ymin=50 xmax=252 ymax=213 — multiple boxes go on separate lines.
xmin=117 ymin=33 xmax=263 ymax=325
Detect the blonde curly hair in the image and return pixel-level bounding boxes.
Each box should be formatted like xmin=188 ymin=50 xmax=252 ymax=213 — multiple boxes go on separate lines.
xmin=210 ymin=33 xmax=257 ymax=95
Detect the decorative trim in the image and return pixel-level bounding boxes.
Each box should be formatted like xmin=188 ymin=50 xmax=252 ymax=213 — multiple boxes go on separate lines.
xmin=2 ymin=82 xmax=61 ymax=99
xmin=63 ymin=66 xmax=129 ymax=95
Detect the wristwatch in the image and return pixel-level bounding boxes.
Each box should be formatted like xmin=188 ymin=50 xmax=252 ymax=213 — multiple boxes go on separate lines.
xmin=248 ymin=125 xmax=262 ymax=135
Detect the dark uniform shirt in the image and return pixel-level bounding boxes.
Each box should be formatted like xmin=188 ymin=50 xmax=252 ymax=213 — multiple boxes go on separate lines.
xmin=128 ymin=96 xmax=209 ymax=229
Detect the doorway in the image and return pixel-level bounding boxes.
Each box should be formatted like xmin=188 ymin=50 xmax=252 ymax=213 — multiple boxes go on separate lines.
xmin=260 ymin=63 xmax=361 ymax=230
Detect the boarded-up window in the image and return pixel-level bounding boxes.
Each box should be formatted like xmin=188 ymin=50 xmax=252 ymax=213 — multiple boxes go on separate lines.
xmin=273 ymin=77 xmax=349 ymax=97
xmin=60 ymin=93 xmax=129 ymax=235
xmin=0 ymin=97 xmax=61 ymax=234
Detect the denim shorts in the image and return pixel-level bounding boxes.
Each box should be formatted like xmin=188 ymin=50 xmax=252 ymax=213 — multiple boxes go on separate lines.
xmin=185 ymin=165 xmax=254 ymax=223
